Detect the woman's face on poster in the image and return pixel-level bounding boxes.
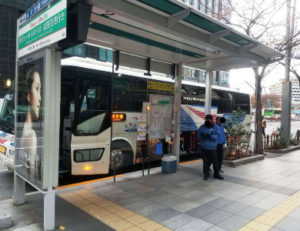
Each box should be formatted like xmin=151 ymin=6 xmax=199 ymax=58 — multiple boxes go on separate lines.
xmin=28 ymin=71 xmax=41 ymax=120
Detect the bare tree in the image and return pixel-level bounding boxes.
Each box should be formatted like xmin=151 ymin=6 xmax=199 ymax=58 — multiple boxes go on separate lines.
xmin=222 ymin=0 xmax=300 ymax=153
xmin=251 ymin=94 xmax=281 ymax=108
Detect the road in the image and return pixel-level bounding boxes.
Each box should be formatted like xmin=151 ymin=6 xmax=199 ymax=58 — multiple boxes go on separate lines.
xmin=249 ymin=120 xmax=300 ymax=150
xmin=0 ymin=161 xmax=6 ymax=172
xmin=252 ymin=120 xmax=300 ymax=137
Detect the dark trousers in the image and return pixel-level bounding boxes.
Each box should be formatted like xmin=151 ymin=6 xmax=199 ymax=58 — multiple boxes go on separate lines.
xmin=216 ymin=144 xmax=224 ymax=171
xmin=262 ymin=128 xmax=266 ymax=136
xmin=202 ymin=149 xmax=219 ymax=177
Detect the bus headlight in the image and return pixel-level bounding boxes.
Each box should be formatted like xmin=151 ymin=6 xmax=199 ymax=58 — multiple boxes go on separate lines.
xmin=83 ymin=165 xmax=91 ymax=171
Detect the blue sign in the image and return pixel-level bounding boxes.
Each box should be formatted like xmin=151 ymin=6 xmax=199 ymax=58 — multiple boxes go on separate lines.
xmin=20 ymin=0 xmax=52 ymax=25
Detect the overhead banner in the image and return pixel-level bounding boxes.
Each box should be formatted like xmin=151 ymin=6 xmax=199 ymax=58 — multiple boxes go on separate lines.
xmin=17 ymin=0 xmax=67 ymax=58
xmin=15 ymin=52 xmax=45 ymax=189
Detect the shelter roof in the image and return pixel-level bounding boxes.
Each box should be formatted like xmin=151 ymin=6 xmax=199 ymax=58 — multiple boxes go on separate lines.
xmin=86 ymin=0 xmax=283 ymax=71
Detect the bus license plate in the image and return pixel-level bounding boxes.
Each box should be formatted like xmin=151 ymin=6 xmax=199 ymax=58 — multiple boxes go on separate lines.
xmin=0 ymin=145 xmax=6 ymax=154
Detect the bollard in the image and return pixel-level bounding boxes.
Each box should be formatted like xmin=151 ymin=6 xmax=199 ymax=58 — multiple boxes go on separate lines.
xmin=147 ymin=155 xmax=150 ymax=175
xmin=113 ymin=160 xmax=116 ymax=183
xmin=0 ymin=214 xmax=12 ymax=229
xmin=271 ymin=135 xmax=273 ymax=146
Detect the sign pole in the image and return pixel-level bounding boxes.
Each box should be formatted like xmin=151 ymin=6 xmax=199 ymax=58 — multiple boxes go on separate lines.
xmin=173 ymin=64 xmax=183 ymax=166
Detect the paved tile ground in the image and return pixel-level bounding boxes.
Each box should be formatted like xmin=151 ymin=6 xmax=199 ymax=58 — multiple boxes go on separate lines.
xmin=1 ymin=150 xmax=300 ymax=230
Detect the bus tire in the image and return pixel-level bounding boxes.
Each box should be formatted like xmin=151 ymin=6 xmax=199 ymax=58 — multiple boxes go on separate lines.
xmin=110 ymin=141 xmax=133 ymax=170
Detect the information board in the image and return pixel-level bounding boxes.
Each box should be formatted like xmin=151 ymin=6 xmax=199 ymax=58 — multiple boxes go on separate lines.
xmin=148 ymin=95 xmax=173 ymax=139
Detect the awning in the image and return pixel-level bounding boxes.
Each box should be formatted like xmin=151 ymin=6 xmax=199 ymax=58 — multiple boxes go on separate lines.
xmin=86 ymin=0 xmax=283 ymax=71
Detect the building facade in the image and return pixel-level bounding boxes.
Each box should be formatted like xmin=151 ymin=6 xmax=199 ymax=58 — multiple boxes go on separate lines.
xmin=269 ymin=78 xmax=300 ymax=103
xmin=179 ymin=0 xmax=231 ymax=87
xmin=0 ymin=0 xmax=36 ymax=96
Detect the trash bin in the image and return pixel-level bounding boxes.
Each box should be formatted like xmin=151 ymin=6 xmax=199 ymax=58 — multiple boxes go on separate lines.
xmin=161 ymin=155 xmax=177 ymax=173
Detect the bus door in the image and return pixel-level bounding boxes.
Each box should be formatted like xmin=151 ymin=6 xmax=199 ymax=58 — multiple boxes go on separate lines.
xmin=71 ymin=75 xmax=111 ymax=175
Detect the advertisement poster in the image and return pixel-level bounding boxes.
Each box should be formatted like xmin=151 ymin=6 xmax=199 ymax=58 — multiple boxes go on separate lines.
xmin=15 ymin=55 xmax=45 ymax=188
xmin=137 ymin=114 xmax=146 ymax=141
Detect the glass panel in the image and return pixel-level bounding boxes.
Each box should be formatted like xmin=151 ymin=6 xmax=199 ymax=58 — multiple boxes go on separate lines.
xmin=181 ymin=85 xmax=205 ymax=105
xmin=197 ymin=0 xmax=201 ymax=10
xmin=63 ymin=47 xmax=73 ymax=56
xmin=113 ymin=76 xmax=147 ymax=112
xmin=138 ymin=0 xmax=184 ymax=15
xmin=74 ymin=148 xmax=104 ymax=162
xmin=75 ymin=74 xmax=111 ymax=135
xmin=232 ymin=93 xmax=250 ymax=114
xmin=74 ymin=44 xmax=85 ymax=57
xmin=99 ymin=48 xmax=107 ymax=61
xmin=107 ymin=50 xmax=113 ymax=62
xmin=212 ymin=90 xmax=232 ymax=113
xmin=86 ymin=46 xmax=99 ymax=60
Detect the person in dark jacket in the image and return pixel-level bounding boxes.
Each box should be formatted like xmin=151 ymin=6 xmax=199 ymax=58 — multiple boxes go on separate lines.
xmin=216 ymin=116 xmax=226 ymax=173
xmin=197 ymin=114 xmax=223 ymax=180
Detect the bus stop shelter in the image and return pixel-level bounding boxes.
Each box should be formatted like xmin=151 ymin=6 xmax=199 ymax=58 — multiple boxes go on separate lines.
xmin=15 ymin=0 xmax=283 ymax=230
xmin=83 ymin=0 xmax=283 ymax=167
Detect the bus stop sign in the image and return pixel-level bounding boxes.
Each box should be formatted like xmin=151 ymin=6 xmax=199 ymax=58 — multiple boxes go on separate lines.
xmin=17 ymin=0 xmax=67 ymax=59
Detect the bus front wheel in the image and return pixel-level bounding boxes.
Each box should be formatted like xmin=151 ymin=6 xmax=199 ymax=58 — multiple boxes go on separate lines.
xmin=110 ymin=141 xmax=133 ymax=170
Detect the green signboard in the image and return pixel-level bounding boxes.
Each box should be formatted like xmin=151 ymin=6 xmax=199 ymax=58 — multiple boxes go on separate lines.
xmin=17 ymin=0 xmax=66 ymax=58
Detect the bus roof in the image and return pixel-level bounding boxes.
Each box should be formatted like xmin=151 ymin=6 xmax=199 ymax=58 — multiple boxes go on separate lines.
xmin=86 ymin=0 xmax=283 ymax=71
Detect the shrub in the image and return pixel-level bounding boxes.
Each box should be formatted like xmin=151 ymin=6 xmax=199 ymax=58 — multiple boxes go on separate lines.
xmin=224 ymin=109 xmax=251 ymax=159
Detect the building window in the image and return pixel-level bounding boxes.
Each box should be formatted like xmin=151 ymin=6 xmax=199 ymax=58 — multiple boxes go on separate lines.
xmin=218 ymin=0 xmax=222 ymax=15
xmin=99 ymin=48 xmax=107 ymax=61
xmin=211 ymin=0 xmax=215 ymax=14
xmin=74 ymin=44 xmax=85 ymax=57
xmin=86 ymin=45 xmax=99 ymax=60
xmin=107 ymin=50 xmax=113 ymax=62
xmin=200 ymin=70 xmax=206 ymax=82
xmin=205 ymin=0 xmax=209 ymax=13
xmin=63 ymin=47 xmax=73 ymax=56
xmin=197 ymin=0 xmax=201 ymax=10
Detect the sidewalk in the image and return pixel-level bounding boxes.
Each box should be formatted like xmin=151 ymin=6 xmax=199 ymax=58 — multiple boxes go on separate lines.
xmin=1 ymin=150 xmax=300 ymax=231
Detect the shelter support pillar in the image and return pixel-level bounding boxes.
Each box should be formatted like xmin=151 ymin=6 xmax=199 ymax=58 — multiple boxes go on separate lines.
xmin=42 ymin=46 xmax=61 ymax=231
xmin=205 ymin=71 xmax=213 ymax=115
xmin=281 ymin=81 xmax=291 ymax=144
xmin=44 ymin=187 xmax=55 ymax=231
xmin=173 ymin=64 xmax=183 ymax=166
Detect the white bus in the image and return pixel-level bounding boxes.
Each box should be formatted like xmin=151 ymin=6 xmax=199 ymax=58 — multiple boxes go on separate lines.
xmin=0 ymin=94 xmax=15 ymax=170
xmin=0 ymin=47 xmax=251 ymax=176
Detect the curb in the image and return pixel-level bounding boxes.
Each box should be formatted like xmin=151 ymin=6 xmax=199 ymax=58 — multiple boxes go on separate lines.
xmin=265 ymin=145 xmax=300 ymax=154
xmin=0 ymin=214 xmax=12 ymax=229
xmin=223 ymin=154 xmax=264 ymax=167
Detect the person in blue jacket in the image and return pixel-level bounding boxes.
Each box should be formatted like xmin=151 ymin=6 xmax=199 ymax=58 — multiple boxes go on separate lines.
xmin=197 ymin=114 xmax=223 ymax=180
xmin=216 ymin=116 xmax=227 ymax=173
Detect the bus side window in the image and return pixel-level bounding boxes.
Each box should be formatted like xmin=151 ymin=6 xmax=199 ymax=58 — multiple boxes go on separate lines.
xmin=212 ymin=90 xmax=232 ymax=114
xmin=233 ymin=93 xmax=250 ymax=114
